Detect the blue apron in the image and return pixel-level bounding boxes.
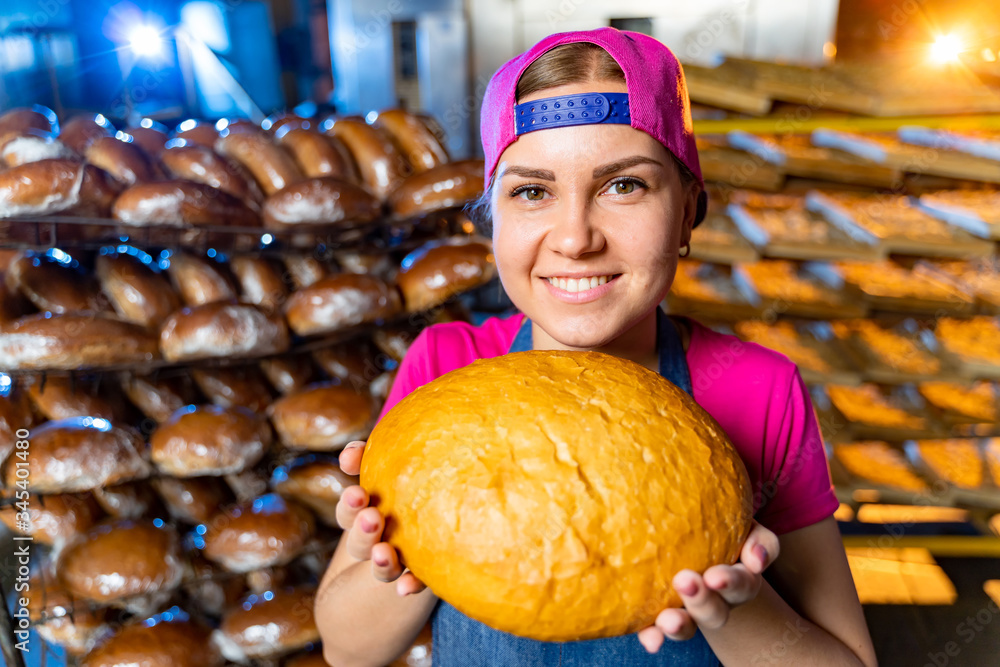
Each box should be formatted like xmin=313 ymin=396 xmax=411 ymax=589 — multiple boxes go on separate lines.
xmin=430 ymin=308 xmax=721 ymax=666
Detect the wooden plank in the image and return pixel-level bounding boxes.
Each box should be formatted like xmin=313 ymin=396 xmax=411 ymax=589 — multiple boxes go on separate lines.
xmin=698 ymin=147 xmax=785 ymax=191
xmin=683 ymin=62 xmax=773 ymax=116
xmin=688 ymin=210 xmax=759 ymax=265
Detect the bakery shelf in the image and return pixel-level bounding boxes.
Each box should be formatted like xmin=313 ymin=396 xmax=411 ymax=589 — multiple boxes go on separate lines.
xmin=905 ymin=439 xmax=1000 ymax=510
xmin=830 ymin=318 xmax=964 ymax=385
xmin=827 ymin=440 xmax=955 ymax=506
xmin=733 ymin=319 xmax=862 ymax=386
xmin=688 ymin=209 xmax=760 ymax=265
xmin=735 ymin=260 xmax=868 ymax=319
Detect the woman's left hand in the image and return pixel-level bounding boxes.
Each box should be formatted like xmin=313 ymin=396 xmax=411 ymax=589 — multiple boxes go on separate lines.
xmin=637 ymin=521 xmax=781 ymax=654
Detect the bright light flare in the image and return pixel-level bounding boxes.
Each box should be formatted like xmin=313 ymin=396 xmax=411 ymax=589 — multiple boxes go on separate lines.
xmin=930 ymin=34 xmax=965 ymax=64
xmin=127 ymin=24 xmax=164 ymax=58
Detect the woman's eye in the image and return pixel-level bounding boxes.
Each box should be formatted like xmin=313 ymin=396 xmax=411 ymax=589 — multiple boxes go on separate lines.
xmin=520 ymin=187 xmax=545 ymax=201
xmin=606 ymin=180 xmax=636 ymax=195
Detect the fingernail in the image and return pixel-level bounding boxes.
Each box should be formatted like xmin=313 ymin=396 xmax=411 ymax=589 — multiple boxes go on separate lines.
xmin=715 ymin=579 xmax=729 ymax=590
xmin=345 ymin=441 xmax=363 ymax=449
xmin=755 ymin=544 xmax=769 ymax=565
xmin=676 ymin=580 xmax=697 ymax=597
xmin=360 ymin=518 xmax=377 ymax=533
xmin=373 ymin=555 xmax=388 ymax=567
xmin=347 ymin=495 xmax=363 ymax=508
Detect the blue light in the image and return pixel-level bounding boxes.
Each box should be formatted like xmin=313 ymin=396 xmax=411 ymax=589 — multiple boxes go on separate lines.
xmin=263 ymin=591 xmax=274 ymax=601
xmin=206 ymin=248 xmax=217 ymax=258
xmin=115 ymin=131 xmax=134 ymax=143
xmin=0 ymin=374 xmax=11 ymax=398
xmin=195 ymin=524 xmax=207 ymax=535
xmin=261 ymin=234 xmax=274 ymax=245
xmin=46 ymin=248 xmax=72 ymax=265
xmin=178 ymin=119 xmax=198 ymax=132
xmin=140 ymin=118 xmax=155 ymax=129
xmin=153 ymin=518 xmax=164 ymax=528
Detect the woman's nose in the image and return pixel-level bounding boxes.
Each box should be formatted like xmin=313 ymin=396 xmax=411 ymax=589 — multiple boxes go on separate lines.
xmin=545 ymin=198 xmax=605 ymax=258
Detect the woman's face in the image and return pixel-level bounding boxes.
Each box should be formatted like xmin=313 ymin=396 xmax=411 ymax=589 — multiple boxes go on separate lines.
xmin=491 ymin=80 xmax=699 ymax=349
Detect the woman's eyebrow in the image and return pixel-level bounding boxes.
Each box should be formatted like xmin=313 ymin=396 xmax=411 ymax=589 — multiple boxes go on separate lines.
xmin=593 ymin=156 xmax=662 ymax=179
xmin=502 ymin=166 xmax=556 ymax=180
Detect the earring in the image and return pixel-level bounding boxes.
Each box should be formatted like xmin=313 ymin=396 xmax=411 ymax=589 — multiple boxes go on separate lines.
xmin=679 ymin=243 xmax=690 ymax=258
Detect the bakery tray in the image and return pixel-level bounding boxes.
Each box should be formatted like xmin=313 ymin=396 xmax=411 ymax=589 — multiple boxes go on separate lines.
xmin=734 ymin=260 xmax=868 ymax=319
xmin=916 ymin=258 xmax=1000 ymax=315
xmin=835 ymin=260 xmax=976 ymax=316
xmin=905 ymin=438 xmax=1000 ymax=510
xmin=827 ymin=440 xmax=954 ymax=505
xmin=914 ymin=190 xmax=1000 ymax=242
xmin=688 ymin=209 xmax=759 ymax=265
xmin=831 ymin=318 xmax=963 ymax=385
xmin=733 ymin=319 xmax=862 ymax=386
xmin=664 ymin=260 xmax=764 ymax=321
xmin=935 ymin=316 xmax=1000 ymax=381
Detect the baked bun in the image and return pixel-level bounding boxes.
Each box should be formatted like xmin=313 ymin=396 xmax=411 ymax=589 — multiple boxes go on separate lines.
xmin=150 ymin=405 xmax=271 ymax=477
xmin=112 ymin=180 xmax=259 ymax=228
xmin=0 ymin=106 xmax=58 ymax=138
xmin=212 ymin=586 xmax=319 ymax=661
xmin=310 ymin=341 xmax=376 ymax=388
xmin=1 ymin=130 xmax=74 ymax=167
xmin=276 ymin=126 xmax=356 ymax=180
xmin=0 ymin=385 xmax=34 ymax=464
xmin=159 ymin=301 xmax=289 ymax=362
xmin=81 ymin=617 xmax=223 ymax=667
xmin=119 ymin=372 xmax=197 ymax=423
xmin=59 ymin=114 xmax=115 ymax=154
xmin=0 ymin=313 xmax=160 ymax=370
xmin=84 ymin=135 xmax=157 ymax=185
xmin=326 ymin=118 xmax=408 ymax=199
xmin=125 ymin=120 xmax=170 ymax=156
xmin=26 ymin=375 xmax=121 ymax=421
xmin=361 ymin=350 xmax=754 ymax=641
xmin=160 ymin=143 xmax=264 ymax=205
xmin=215 ymin=132 xmax=304 ymax=195
xmin=173 ymin=120 xmax=220 ymax=147
xmin=202 ymin=493 xmax=315 ymax=572
xmin=389 ymin=160 xmax=484 ymax=219
xmin=263 ymin=112 xmax=308 ymax=134
xmin=152 ymin=476 xmax=232 ymax=525
xmin=373 ymin=326 xmax=416 ymax=362
xmin=93 ymin=480 xmax=161 ymax=519
xmin=259 ymin=354 xmax=317 ymax=394
xmin=396 ymin=238 xmax=496 ymax=312
xmin=229 ymin=256 xmax=288 ymax=312
xmin=0 ymin=159 xmax=86 ymax=218
xmin=6 ymin=251 xmax=109 ymax=314
xmin=262 ymin=177 xmax=381 ymax=230
xmin=73 ymin=162 xmax=122 ymax=218
xmin=273 ymin=457 xmax=358 ymax=526
xmin=268 ymin=383 xmax=376 ymax=450
xmin=281 ymin=254 xmax=329 ymax=289
xmin=95 ymin=253 xmax=181 ymax=328
xmin=5 ymin=417 xmax=151 ymax=493
xmin=25 ymin=566 xmax=113 ymax=655
xmin=0 ymin=491 xmax=103 ymax=547
xmin=58 ymin=518 xmax=184 ymax=605
xmin=283 ymin=274 xmax=401 ymax=336
xmin=374 ymin=108 xmax=449 ymax=172
xmin=192 ymin=365 xmax=274 ymax=412
xmin=165 ymin=251 xmax=237 ymax=306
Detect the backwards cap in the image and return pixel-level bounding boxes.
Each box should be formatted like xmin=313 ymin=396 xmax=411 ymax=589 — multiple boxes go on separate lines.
xmin=481 ymin=27 xmax=704 ymax=207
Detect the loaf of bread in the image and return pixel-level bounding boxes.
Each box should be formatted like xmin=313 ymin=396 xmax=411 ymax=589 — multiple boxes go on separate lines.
xmin=389 ymin=160 xmax=484 ymax=219
xmin=151 ymin=476 xmax=232 ymax=525
xmin=262 ymin=177 xmax=381 ymax=232
xmin=84 ymin=136 xmax=157 ymax=186
xmin=159 ymin=301 xmax=290 ymax=362
xmin=202 ymin=493 xmax=315 ymax=572
xmin=1 ymin=130 xmax=74 ymax=167
xmin=396 ymin=238 xmax=496 ymax=312
xmin=0 ymin=313 xmax=160 ymax=370
xmin=150 ymin=404 xmax=271 ymax=477
xmin=58 ymin=114 xmax=115 ymax=154
xmin=165 ymin=251 xmax=237 ymax=307
xmin=268 ymin=383 xmax=376 ymax=450
xmin=374 ymin=108 xmax=449 ymax=172
xmin=191 ymin=365 xmax=274 ymax=412
xmin=212 ymin=586 xmax=319 ymax=662
xmin=276 ymin=126 xmax=357 ymax=180
xmin=80 ymin=618 xmax=223 ymax=667
xmin=125 ymin=120 xmax=170 ymax=156
xmin=284 ymin=274 xmax=401 ymax=336
xmin=0 ymin=491 xmax=103 ymax=547
xmin=95 ymin=253 xmax=181 ymax=328
xmin=215 ymin=132 xmax=305 ymax=196
xmin=160 ymin=143 xmax=264 ymax=206
xmin=325 ymin=118 xmax=407 ymax=200
xmin=7 ymin=251 xmax=110 ymax=314
xmin=112 ymin=180 xmax=259 ymax=228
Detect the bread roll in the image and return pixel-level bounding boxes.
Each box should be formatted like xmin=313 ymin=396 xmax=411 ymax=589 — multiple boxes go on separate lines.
xmin=262 ymin=177 xmax=381 ymax=233
xmin=173 ymin=120 xmax=220 ymax=147
xmin=374 ymin=108 xmax=449 ymax=172
xmin=0 ymin=384 xmax=34 ymax=464
xmin=6 ymin=251 xmax=109 ymax=314
xmin=84 ymin=135 xmax=157 ymax=186
xmin=229 ymin=255 xmax=288 ymax=311
xmin=202 ymin=493 xmax=315 ymax=572
xmin=263 ymin=112 xmax=308 ymax=134
xmin=397 ymin=239 xmax=496 ymax=312
xmin=150 ymin=404 xmax=271 ymax=477
xmin=0 ymin=313 xmax=160 ymax=370
xmin=310 ymin=341 xmax=377 ymax=388
xmin=276 ymin=126 xmax=356 ymax=179
xmin=215 ymin=132 xmax=304 ymax=195
xmin=160 ymin=143 xmax=264 ymax=205
xmin=0 ymin=492 xmax=103 ymax=547
xmin=93 ymin=480 xmax=161 ymax=519
xmin=326 ymin=118 xmax=408 ymax=199
xmin=152 ymin=476 xmax=232 ymax=525
xmin=373 ymin=326 xmax=416 ymax=362
xmin=95 ymin=253 xmax=181 ymax=328
xmin=119 ymin=372 xmax=197 ymax=424
xmin=389 ymin=159 xmax=484 ymax=219
xmin=284 ymin=274 xmax=401 ymax=336
xmin=4 ymin=417 xmax=151 ymax=493
xmin=281 ymin=253 xmax=329 ymax=288
xmin=125 ymin=121 xmax=170 ymax=157
xmin=273 ymin=457 xmax=358 ymax=526
xmin=0 ymin=158 xmax=84 ymax=217
xmin=165 ymin=251 xmax=237 ymax=307
xmin=212 ymin=586 xmax=319 ymax=661
xmin=26 ymin=375 xmax=121 ymax=421
xmin=268 ymin=383 xmax=376 ymax=450
xmin=112 ymin=180 xmax=259 ymax=228
xmin=192 ymin=365 xmax=274 ymax=412
xmin=361 ymin=350 xmax=753 ymax=641
xmin=159 ymin=301 xmax=290 ymax=362
xmin=333 ymin=250 xmax=395 ymax=279
xmin=25 ymin=566 xmax=113 ymax=655
xmin=81 ymin=618 xmax=223 ymax=667
xmin=74 ymin=162 xmax=122 ymax=217
xmin=58 ymin=518 xmax=184 ymax=605
xmin=259 ymin=354 xmax=317 ymax=394
xmin=1 ymin=130 xmax=74 ymax=167
xmin=59 ymin=114 xmax=115 ymax=154
xmin=0 ymin=106 xmax=58 ymax=139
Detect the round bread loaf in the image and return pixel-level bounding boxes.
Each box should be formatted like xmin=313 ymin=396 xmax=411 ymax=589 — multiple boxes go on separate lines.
xmin=6 ymin=252 xmax=109 ymax=315
xmin=0 ymin=491 xmax=103 ymax=547
xmin=0 ymin=106 xmax=58 ymax=138
xmin=58 ymin=518 xmax=184 ymax=604
xmin=262 ymin=177 xmax=381 ymax=230
xmin=212 ymin=586 xmax=319 ymax=661
xmin=93 ymin=480 xmax=161 ymax=519
xmin=165 ymin=251 xmax=237 ymax=307
xmin=373 ymin=326 xmax=416 ymax=362
xmin=160 ymin=143 xmax=264 ymax=205
xmin=361 ymin=350 xmax=753 ymax=642
xmin=273 ymin=457 xmax=358 ymax=526
xmin=229 ymin=255 xmax=288 ymax=311
xmin=282 ymin=254 xmax=329 ymax=289
xmin=4 ymin=417 xmax=151 ymax=493
xmin=159 ymin=301 xmax=289 ymax=362
xmin=150 ymin=404 xmax=271 ymax=477
xmin=389 ymin=159 xmax=484 ymax=220
xmin=95 ymin=253 xmax=181 ymax=328
xmin=26 ymin=566 xmax=112 ymax=655
xmin=1 ymin=130 xmax=74 ymax=167
xmin=202 ymin=493 xmax=315 ymax=572
xmin=396 ymin=238 xmax=496 ymax=312
xmin=118 ymin=372 xmax=197 ymax=424
xmin=283 ymin=274 xmax=401 ymax=336
xmin=374 ymin=108 xmax=449 ymax=173
xmin=215 ymin=132 xmax=304 ymax=195
xmin=310 ymin=341 xmax=376 ymax=388
xmin=276 ymin=126 xmax=356 ymax=180
xmin=73 ymin=163 xmax=122 ymax=218
xmin=259 ymin=354 xmax=317 ymax=394
xmin=0 ymin=312 xmax=160 ymax=370
xmin=26 ymin=375 xmax=121 ymax=421
xmin=263 ymin=112 xmax=308 ymax=134
xmin=152 ymin=476 xmax=232 ymax=525
xmin=191 ymin=365 xmax=274 ymax=412
xmin=125 ymin=121 xmax=170 ymax=156
xmin=173 ymin=120 xmax=220 ymax=147
xmin=59 ymin=114 xmax=114 ymax=154
xmin=84 ymin=136 xmax=157 ymax=185
xmin=81 ymin=617 xmax=223 ymax=667
xmin=112 ymin=180 xmax=259 ymax=228
xmin=0 ymin=158 xmax=84 ymax=218
xmin=0 ymin=386 xmax=34 ymax=464
xmin=268 ymin=383 xmax=376 ymax=450
xmin=325 ymin=118 xmax=407 ymax=200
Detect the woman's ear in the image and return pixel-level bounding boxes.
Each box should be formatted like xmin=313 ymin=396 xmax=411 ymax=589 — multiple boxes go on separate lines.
xmin=679 ymin=183 xmax=703 ymax=248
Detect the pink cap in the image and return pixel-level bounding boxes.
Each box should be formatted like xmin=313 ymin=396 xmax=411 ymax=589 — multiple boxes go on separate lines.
xmin=480 ymin=27 xmax=703 ymax=192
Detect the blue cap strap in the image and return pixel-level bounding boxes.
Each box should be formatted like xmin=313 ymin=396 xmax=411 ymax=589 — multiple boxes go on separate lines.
xmin=514 ymin=92 xmax=630 ymax=136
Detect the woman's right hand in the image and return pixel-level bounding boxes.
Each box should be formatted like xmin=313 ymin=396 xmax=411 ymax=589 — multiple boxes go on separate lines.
xmin=337 ymin=440 xmax=427 ymax=597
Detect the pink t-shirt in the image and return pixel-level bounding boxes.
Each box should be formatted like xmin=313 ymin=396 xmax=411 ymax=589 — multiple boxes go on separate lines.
xmin=379 ymin=313 xmax=838 ymax=535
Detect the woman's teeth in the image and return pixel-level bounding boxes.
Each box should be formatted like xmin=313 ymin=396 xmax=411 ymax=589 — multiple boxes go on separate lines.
xmin=547 ymin=276 xmax=611 ymax=293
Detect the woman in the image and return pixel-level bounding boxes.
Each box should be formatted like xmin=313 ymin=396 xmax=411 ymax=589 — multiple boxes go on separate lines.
xmin=316 ymin=27 xmax=878 ymax=667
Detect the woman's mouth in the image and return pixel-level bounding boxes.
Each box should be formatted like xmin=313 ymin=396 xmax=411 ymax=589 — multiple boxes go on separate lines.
xmin=541 ymin=274 xmax=621 ymax=303
xmin=545 ymin=275 xmax=615 ymax=293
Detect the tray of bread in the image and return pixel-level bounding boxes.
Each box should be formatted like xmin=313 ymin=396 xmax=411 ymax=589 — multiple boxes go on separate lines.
xmin=914 ymin=188 xmax=1000 ymax=241
xmin=735 ymin=260 xmax=866 ymax=319
xmin=906 ymin=438 xmax=1000 ymax=509
xmin=733 ymin=319 xmax=861 ymax=385
xmin=834 ymin=260 xmax=975 ymax=315
xmin=664 ymin=260 xmax=764 ymax=321
xmin=828 ymin=440 xmax=947 ymax=504
xmin=727 ymin=191 xmax=882 ymax=261
xmin=830 ymin=318 xmax=959 ymax=385
xmin=917 ymin=258 xmax=1000 ymax=314
xmin=688 ymin=206 xmax=759 ymax=265
xmin=695 ymin=136 xmax=785 ymax=191
xmin=806 ymin=191 xmax=995 ymax=258
xmin=916 ymin=381 xmax=1000 ymax=430
xmin=935 ymin=316 xmax=1000 ymax=379
xmin=822 ymin=382 xmax=949 ymax=441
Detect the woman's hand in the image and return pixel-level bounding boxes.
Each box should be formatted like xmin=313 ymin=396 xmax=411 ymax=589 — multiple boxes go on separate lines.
xmin=337 ymin=440 xmax=427 ymax=597
xmin=636 ymin=520 xmax=781 ymax=654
